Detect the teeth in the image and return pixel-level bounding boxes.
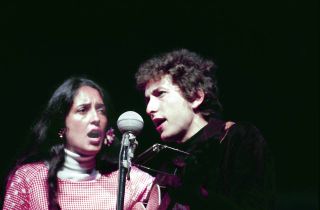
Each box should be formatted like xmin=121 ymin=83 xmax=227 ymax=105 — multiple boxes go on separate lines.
xmin=88 ymin=130 xmax=100 ymax=138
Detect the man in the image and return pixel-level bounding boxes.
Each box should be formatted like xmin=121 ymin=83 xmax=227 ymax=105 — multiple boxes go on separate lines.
xmin=135 ymin=49 xmax=275 ymax=210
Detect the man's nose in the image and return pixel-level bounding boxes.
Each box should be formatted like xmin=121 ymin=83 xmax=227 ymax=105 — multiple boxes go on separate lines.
xmin=146 ymin=97 xmax=159 ymax=116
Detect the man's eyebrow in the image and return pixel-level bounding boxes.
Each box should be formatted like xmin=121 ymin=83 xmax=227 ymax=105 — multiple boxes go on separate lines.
xmin=145 ymin=86 xmax=164 ymax=98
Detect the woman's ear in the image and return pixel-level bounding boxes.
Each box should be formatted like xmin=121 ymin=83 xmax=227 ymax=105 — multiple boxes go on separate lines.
xmin=191 ymin=89 xmax=205 ymax=109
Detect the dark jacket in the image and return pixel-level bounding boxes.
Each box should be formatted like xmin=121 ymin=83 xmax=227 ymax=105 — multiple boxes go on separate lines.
xmin=156 ymin=118 xmax=275 ymax=210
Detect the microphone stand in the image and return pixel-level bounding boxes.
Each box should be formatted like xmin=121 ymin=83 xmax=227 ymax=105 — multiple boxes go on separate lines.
xmin=116 ymin=132 xmax=138 ymax=210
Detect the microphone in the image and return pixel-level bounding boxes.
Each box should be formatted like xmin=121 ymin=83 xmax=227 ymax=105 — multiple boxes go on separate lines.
xmin=117 ymin=111 xmax=144 ymax=171
xmin=117 ymin=111 xmax=144 ymax=135
xmin=116 ymin=111 xmax=144 ymax=210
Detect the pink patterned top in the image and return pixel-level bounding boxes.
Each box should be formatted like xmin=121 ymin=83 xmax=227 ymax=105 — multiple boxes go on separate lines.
xmin=3 ymin=162 xmax=154 ymax=210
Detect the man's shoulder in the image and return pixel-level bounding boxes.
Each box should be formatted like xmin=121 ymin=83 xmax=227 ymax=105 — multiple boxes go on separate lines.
xmin=219 ymin=121 xmax=271 ymax=165
xmin=226 ymin=121 xmax=265 ymax=144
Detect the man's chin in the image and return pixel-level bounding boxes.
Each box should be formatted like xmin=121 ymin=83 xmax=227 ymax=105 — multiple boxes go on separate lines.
xmin=160 ymin=134 xmax=178 ymax=143
xmin=161 ymin=138 xmax=175 ymax=143
xmin=160 ymin=133 xmax=183 ymax=143
xmin=160 ymin=133 xmax=173 ymax=142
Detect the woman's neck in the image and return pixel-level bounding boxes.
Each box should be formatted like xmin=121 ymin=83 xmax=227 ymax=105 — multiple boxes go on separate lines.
xmin=57 ymin=148 xmax=100 ymax=181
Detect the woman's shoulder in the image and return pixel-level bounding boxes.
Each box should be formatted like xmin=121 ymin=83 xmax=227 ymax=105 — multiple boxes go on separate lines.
xmin=130 ymin=166 xmax=155 ymax=181
xmin=10 ymin=162 xmax=48 ymax=181
xmin=99 ymin=166 xmax=154 ymax=182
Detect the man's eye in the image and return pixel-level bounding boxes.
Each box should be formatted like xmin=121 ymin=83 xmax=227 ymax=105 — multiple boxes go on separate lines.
xmin=155 ymin=90 xmax=166 ymax=97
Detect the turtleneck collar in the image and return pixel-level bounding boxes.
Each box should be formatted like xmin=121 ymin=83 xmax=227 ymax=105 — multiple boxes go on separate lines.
xmin=57 ymin=148 xmax=101 ymax=181
xmin=168 ymin=118 xmax=227 ymax=152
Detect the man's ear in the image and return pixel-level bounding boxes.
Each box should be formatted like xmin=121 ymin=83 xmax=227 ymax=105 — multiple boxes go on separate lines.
xmin=191 ymin=89 xmax=205 ymax=109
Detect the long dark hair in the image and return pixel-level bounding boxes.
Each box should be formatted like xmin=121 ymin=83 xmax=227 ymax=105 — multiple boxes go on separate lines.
xmin=8 ymin=76 xmax=117 ymax=209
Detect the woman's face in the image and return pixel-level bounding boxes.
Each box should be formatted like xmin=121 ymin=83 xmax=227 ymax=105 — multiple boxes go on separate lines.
xmin=64 ymin=86 xmax=108 ymax=156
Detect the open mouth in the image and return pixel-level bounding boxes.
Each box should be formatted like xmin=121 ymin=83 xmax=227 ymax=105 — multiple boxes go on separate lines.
xmin=153 ymin=118 xmax=166 ymax=128
xmin=87 ymin=130 xmax=101 ymax=138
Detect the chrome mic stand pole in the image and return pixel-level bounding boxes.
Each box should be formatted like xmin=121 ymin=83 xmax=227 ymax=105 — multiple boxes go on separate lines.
xmin=116 ymin=132 xmax=138 ymax=210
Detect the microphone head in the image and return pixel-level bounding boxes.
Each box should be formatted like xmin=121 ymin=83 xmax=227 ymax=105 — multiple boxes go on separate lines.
xmin=117 ymin=111 xmax=144 ymax=135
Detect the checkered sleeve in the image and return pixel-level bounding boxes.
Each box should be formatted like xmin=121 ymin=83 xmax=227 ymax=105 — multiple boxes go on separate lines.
xmin=3 ymin=165 xmax=32 ymax=210
xmin=129 ymin=167 xmax=155 ymax=203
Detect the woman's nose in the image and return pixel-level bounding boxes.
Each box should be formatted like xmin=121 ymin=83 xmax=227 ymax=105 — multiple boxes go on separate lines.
xmin=90 ymin=110 xmax=100 ymax=125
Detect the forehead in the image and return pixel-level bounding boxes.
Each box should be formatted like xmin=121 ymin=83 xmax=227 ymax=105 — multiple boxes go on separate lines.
xmin=73 ymin=86 xmax=104 ymax=104
xmin=144 ymin=75 xmax=179 ymax=96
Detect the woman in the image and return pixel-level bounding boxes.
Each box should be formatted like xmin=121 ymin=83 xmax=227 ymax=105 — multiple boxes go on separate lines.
xmin=3 ymin=77 xmax=155 ymax=210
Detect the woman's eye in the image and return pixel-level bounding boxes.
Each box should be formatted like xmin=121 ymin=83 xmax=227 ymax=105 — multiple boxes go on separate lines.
xmin=98 ymin=108 xmax=106 ymax=114
xmin=77 ymin=107 xmax=87 ymax=113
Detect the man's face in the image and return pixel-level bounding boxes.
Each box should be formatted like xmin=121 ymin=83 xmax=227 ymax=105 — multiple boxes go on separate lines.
xmin=144 ymin=75 xmax=199 ymax=142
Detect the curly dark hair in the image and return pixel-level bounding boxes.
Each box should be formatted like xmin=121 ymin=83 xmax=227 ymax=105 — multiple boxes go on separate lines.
xmin=135 ymin=49 xmax=222 ymax=119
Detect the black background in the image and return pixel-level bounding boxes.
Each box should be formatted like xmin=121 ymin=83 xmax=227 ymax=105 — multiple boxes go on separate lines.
xmin=0 ymin=0 xmax=318 ymax=209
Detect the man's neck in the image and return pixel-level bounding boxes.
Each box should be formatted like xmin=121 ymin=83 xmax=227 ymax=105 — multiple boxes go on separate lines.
xmin=180 ymin=115 xmax=208 ymax=143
